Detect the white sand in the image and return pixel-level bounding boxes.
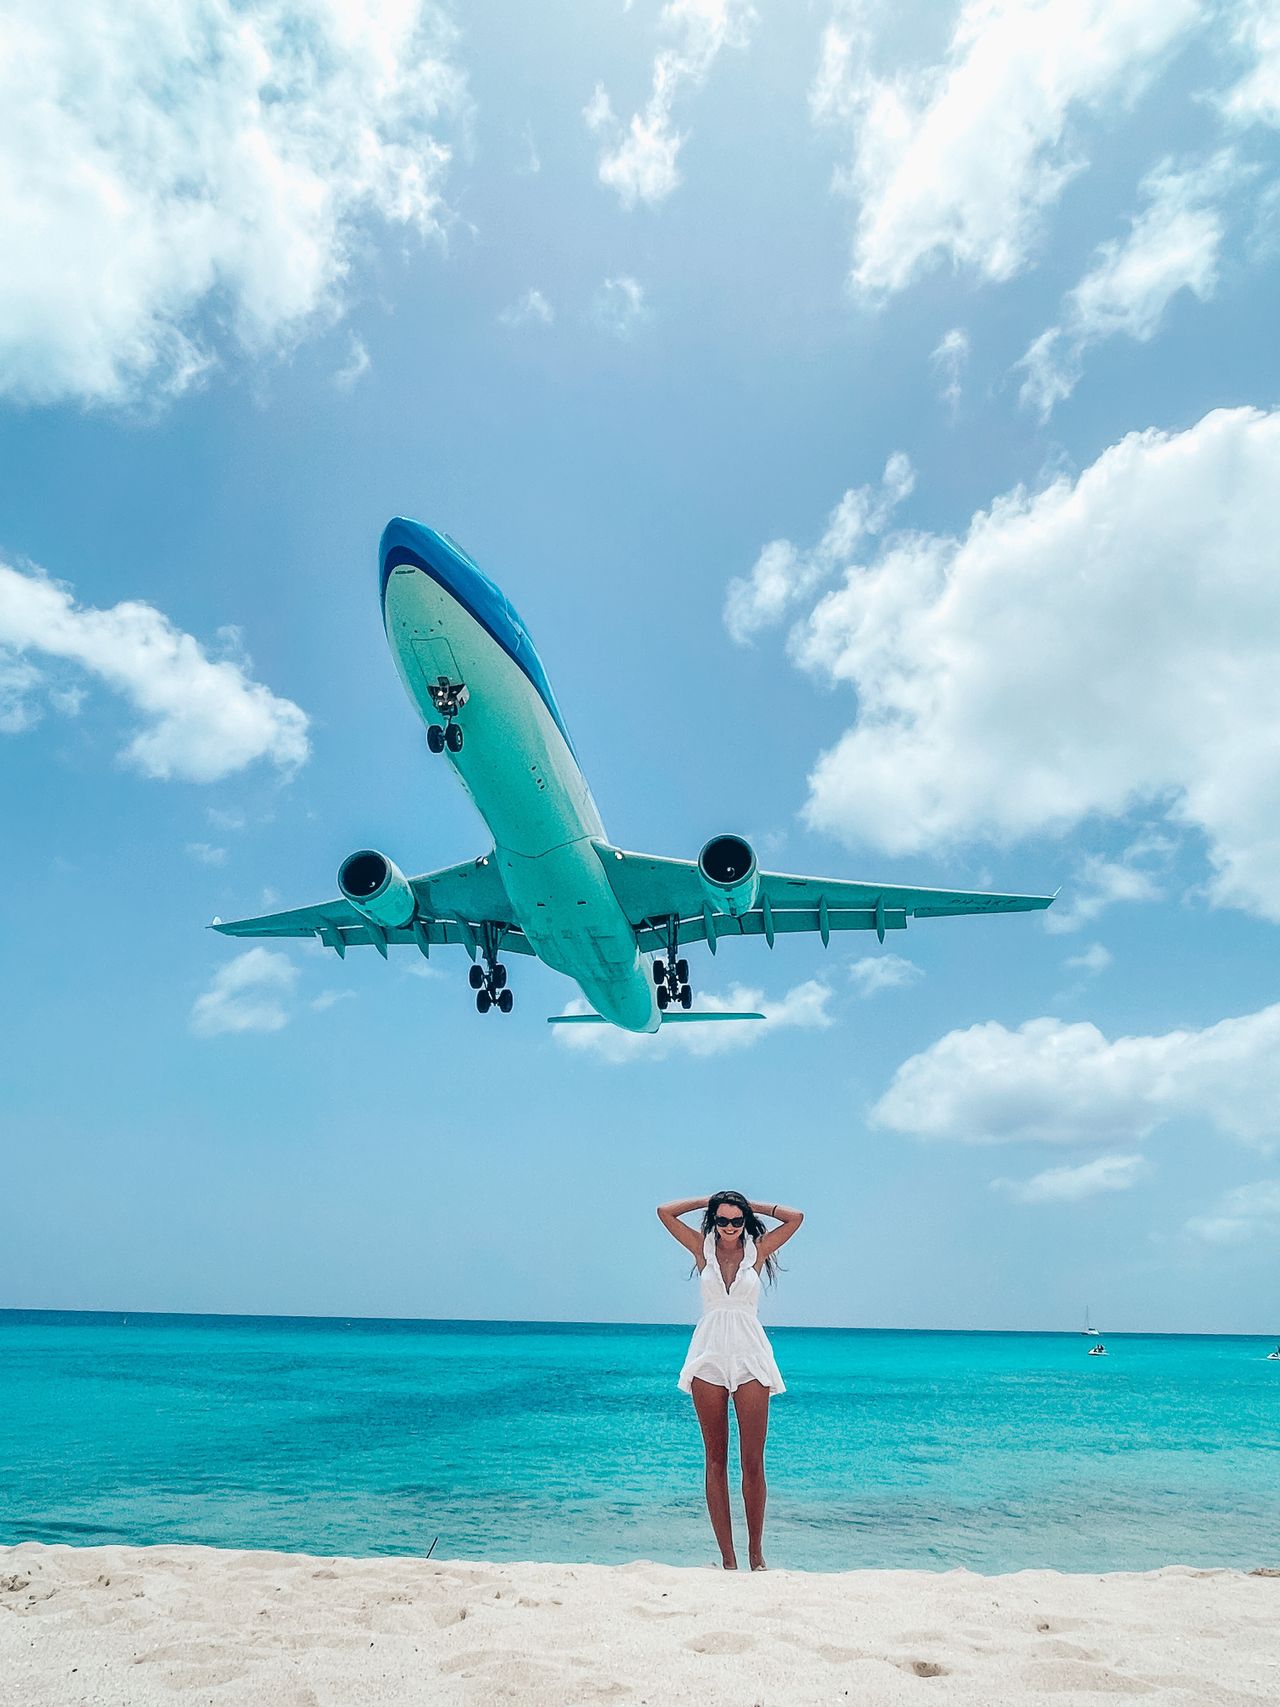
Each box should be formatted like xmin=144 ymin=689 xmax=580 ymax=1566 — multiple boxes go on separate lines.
xmin=2 ymin=1545 xmax=1277 ymax=1706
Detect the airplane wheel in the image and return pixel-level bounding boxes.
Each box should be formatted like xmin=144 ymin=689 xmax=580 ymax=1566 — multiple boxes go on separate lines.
xmin=676 ymin=959 xmax=689 ymax=983
xmin=653 ymin=960 xmax=666 ymax=985
xmin=468 ymin=964 xmax=485 ymax=990
xmin=491 ymin=963 xmax=507 ymax=990
xmin=657 ymin=986 xmax=670 ymax=1010
xmin=476 ymin=989 xmax=491 ymax=1014
xmin=679 ymin=984 xmax=692 ymax=1009
xmin=426 ymin=725 xmax=445 ymax=754
xmin=445 ymin=722 xmax=464 ymax=753
xmin=497 ymin=988 xmax=514 ymax=1014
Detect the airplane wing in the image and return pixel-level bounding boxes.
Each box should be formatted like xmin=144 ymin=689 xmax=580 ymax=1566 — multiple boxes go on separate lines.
xmin=594 ymin=843 xmax=1054 ymax=952
xmin=210 ymin=855 xmax=534 ymax=959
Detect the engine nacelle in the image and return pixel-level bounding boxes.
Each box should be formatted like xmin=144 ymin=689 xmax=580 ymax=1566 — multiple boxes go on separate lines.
xmin=337 ymin=849 xmax=417 ymax=930
xmin=697 ymin=834 xmax=760 ymax=918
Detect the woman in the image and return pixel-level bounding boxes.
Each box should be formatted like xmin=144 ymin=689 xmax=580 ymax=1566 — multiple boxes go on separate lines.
xmin=657 ymin=1190 xmax=804 ymax=1571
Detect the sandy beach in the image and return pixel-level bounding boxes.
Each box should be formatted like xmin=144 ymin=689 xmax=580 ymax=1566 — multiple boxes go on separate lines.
xmin=2 ymin=1545 xmax=1277 ymax=1706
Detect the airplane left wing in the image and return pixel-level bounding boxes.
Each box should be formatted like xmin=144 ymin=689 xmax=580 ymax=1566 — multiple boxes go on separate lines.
xmin=594 ymin=843 xmax=1054 ymax=951
xmin=211 ymin=855 xmax=534 ymax=959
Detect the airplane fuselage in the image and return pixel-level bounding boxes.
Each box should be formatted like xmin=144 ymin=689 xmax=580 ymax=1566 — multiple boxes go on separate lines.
xmin=381 ymin=520 xmax=660 ymax=1033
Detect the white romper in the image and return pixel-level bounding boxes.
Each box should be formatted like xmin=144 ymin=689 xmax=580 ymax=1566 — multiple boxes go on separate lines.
xmin=677 ymin=1232 xmax=786 ymax=1395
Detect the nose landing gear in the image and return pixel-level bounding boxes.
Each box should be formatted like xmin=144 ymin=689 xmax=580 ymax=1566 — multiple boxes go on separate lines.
xmin=426 ymin=676 xmax=468 ymax=754
xmin=653 ymin=921 xmax=692 ymax=1010
xmin=470 ymin=926 xmax=513 ymax=1014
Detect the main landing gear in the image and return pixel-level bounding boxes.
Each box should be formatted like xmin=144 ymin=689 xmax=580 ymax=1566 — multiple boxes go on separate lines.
xmin=653 ymin=919 xmax=692 ymax=1010
xmin=425 ymin=676 xmax=468 ymax=754
xmin=469 ymin=927 xmax=513 ymax=1015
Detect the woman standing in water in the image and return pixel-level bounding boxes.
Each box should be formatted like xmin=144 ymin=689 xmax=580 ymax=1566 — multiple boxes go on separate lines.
xmin=657 ymin=1190 xmax=804 ymax=1571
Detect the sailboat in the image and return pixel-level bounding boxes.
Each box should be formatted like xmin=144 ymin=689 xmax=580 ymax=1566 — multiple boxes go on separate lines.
xmin=1081 ymin=1307 xmax=1102 ymax=1338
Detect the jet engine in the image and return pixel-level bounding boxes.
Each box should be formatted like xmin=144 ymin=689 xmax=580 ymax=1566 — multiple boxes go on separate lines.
xmin=697 ymin=834 xmax=760 ymax=918
xmin=337 ymin=849 xmax=417 ymax=929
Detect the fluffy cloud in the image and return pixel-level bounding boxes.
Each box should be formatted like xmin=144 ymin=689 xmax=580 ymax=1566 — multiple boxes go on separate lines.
xmin=1018 ymin=155 xmax=1237 ymax=417
xmin=931 ymin=328 xmax=970 ymax=414
xmin=593 ymin=276 xmax=649 ymax=339
xmin=849 ymin=953 xmax=922 ymax=996
xmin=1186 ymin=1179 xmax=1280 ymax=1244
xmin=1043 ymin=837 xmax=1170 ymax=934
xmin=499 ymin=289 xmax=554 ymax=329
xmin=791 ymin=406 xmax=1280 ymax=922
xmin=190 ymin=948 xmax=297 ymax=1037
xmin=333 ymin=336 xmax=371 ymax=390
xmin=554 ymin=978 xmax=832 ymax=1063
xmin=0 ymin=559 xmax=309 ymax=781
xmin=1063 ymin=943 xmax=1112 ymax=975
xmin=725 ymin=453 xmax=913 ymax=644
xmin=872 ymin=1004 xmax=1280 ymax=1148
xmin=585 ymin=0 xmax=755 ymax=209
xmin=1220 ymin=1 xmax=1280 ymax=129
xmin=994 ymin=1152 xmax=1147 ymax=1203
xmin=0 ymin=0 xmax=464 ymax=406
xmin=810 ymin=0 xmax=1201 ymax=299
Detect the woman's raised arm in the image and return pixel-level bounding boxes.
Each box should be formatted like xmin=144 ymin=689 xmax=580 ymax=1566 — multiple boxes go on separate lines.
xmin=657 ymin=1197 xmax=708 ymax=1259
xmin=751 ymin=1201 xmax=804 ymax=1263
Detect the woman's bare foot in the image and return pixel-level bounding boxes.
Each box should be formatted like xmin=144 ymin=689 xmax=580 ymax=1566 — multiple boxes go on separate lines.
xmin=721 ymin=1555 xmax=738 ymax=1570
xmin=749 ymin=1554 xmax=767 ymax=1571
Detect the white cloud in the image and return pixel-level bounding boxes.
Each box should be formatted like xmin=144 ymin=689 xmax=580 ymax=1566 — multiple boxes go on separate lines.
xmin=995 ymin=1152 xmax=1147 ymax=1203
xmin=499 ymin=288 xmax=554 ymax=329
xmin=190 ymin=948 xmax=297 ymax=1037
xmin=849 ymin=952 xmax=922 ymax=996
xmin=333 ymin=335 xmax=371 ymax=390
xmin=593 ymin=275 xmax=649 ymax=339
xmin=310 ymin=989 xmax=356 ymax=1011
xmin=554 ymin=978 xmax=833 ymax=1063
xmin=0 ymin=559 xmax=309 ymax=782
xmin=810 ymin=0 xmax=1202 ymax=300
xmin=1018 ymin=154 xmax=1238 ymax=417
xmin=931 ymin=327 xmax=970 ymax=414
xmin=791 ymin=406 xmax=1280 ymax=922
xmin=585 ymin=0 xmax=755 ymax=209
xmin=1186 ymin=1179 xmax=1280 ymax=1244
xmin=185 ymin=842 xmax=228 ymax=866
xmin=0 ymin=0 xmax=464 ymax=407
xmin=725 ymin=453 xmax=913 ymax=643
xmin=872 ymin=1003 xmax=1280 ymax=1149
xmin=1220 ymin=1 xmax=1280 ymax=129
xmin=1063 ymin=942 xmax=1112 ymax=975
xmin=1044 ymin=838 xmax=1170 ymax=934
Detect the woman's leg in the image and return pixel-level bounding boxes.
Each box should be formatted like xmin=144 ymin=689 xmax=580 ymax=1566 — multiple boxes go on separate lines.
xmin=691 ymin=1377 xmax=736 ymax=1568
xmin=731 ymin=1380 xmax=770 ymax=1570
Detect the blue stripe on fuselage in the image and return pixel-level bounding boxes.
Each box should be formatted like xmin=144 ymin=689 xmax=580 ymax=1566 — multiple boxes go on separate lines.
xmin=379 ymin=517 xmax=576 ymax=759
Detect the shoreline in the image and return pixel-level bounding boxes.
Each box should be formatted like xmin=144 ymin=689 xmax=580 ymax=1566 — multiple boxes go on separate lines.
xmin=4 ymin=1543 xmax=1278 ymax=1705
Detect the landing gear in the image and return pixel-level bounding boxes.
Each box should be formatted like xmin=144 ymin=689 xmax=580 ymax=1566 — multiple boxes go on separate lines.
xmin=426 ymin=675 xmax=468 ymax=756
xmin=470 ymin=923 xmax=513 ymax=1015
xmin=653 ymin=922 xmax=692 ymax=1011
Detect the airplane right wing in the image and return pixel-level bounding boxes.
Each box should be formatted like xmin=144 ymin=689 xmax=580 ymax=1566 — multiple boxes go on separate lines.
xmin=595 ymin=843 xmax=1054 ymax=951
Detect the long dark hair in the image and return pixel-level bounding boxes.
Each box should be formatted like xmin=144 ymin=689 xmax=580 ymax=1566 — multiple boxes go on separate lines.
xmin=700 ymin=1189 xmax=779 ymax=1285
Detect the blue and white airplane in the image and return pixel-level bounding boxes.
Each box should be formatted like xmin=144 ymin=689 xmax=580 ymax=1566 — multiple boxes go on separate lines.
xmin=214 ymin=518 xmax=1053 ymax=1032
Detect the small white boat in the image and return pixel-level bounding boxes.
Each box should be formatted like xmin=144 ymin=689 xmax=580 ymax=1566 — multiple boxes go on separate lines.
xmin=1088 ymin=1343 xmax=1107 ymax=1356
xmin=1081 ymin=1307 xmax=1102 ymax=1338
xmin=1267 ymin=1347 xmax=1280 ymax=1360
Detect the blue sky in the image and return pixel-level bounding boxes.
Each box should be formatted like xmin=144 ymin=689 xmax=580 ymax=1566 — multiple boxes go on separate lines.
xmin=2 ymin=0 xmax=1279 ymax=1333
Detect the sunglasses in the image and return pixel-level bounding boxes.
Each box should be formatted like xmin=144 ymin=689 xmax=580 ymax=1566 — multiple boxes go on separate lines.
xmin=714 ymin=1214 xmax=745 ymax=1229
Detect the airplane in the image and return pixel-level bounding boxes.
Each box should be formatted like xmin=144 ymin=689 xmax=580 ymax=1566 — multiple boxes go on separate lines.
xmin=212 ymin=517 xmax=1054 ymax=1033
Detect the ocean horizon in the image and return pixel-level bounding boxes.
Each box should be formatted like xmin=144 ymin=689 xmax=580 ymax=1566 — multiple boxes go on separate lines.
xmin=5 ymin=1309 xmax=1278 ymax=1574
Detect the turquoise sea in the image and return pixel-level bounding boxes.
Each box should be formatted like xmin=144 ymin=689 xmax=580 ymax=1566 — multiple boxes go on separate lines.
xmin=2 ymin=1312 xmax=1277 ymax=1573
